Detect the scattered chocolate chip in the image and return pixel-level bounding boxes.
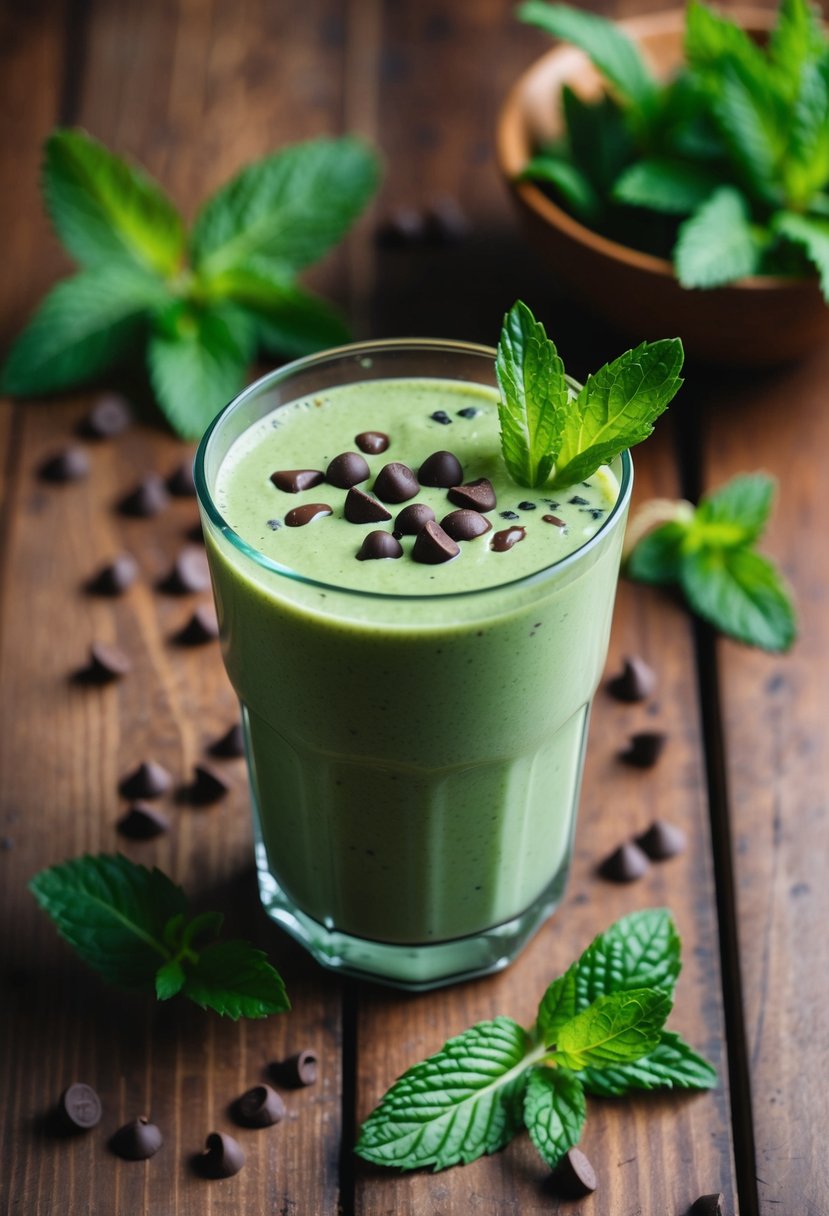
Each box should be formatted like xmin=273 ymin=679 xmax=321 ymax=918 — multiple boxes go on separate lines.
xmin=209 ymin=723 xmax=245 ymax=759
xmin=355 ymin=430 xmax=389 ymax=454
xmin=418 ymin=450 xmax=463 ymax=487
xmin=356 ymin=531 xmax=403 ymax=561
xmin=270 ymin=469 xmax=325 ymax=493
xmin=690 ymin=1196 xmax=725 ymax=1216
xmin=543 ymin=513 xmax=566 ymax=528
xmin=599 ymin=841 xmax=650 ymax=883
xmin=448 ymin=478 xmax=496 ymax=512
xmin=80 ymin=642 xmax=132 ymax=684
xmin=620 ymin=731 xmax=667 ymax=768
xmin=412 ymin=520 xmax=460 ymax=565
xmin=500 ymin=510 xmax=519 ymax=520
xmin=174 ymin=604 xmax=219 ymax=646
xmin=119 ymin=475 xmax=170 ymax=518
xmin=373 ymin=462 xmax=419 ymax=503
xmin=607 ymin=655 xmax=657 ymax=703
xmin=636 ymin=819 xmax=686 ymax=860
xmin=266 ymin=519 xmax=280 ymax=531
xmin=167 ymin=460 xmax=196 ymax=497
xmin=284 ymin=503 xmax=332 ymax=527
xmin=326 ymin=451 xmax=370 ymax=489
xmin=518 ymin=500 xmax=536 ymax=511
xmin=274 ymin=1049 xmax=318 ymax=1088
xmin=344 ymin=487 xmax=392 ymax=525
xmin=568 ymin=495 xmax=588 ymax=505
xmin=86 ymin=553 xmax=139 ymax=596
xmin=110 ymin=1117 xmax=163 ymax=1160
xmin=430 ymin=410 xmax=452 ymax=425
xmin=80 ymin=393 xmax=133 ymax=438
xmin=552 ymin=1147 xmax=597 ymax=1199
xmin=191 ymin=763 xmax=230 ymax=805
xmin=425 ymin=194 xmax=470 ymax=242
xmin=119 ymin=761 xmax=173 ymax=800
xmin=441 ymin=509 xmax=492 ymax=541
xmin=233 ymin=1084 xmax=286 ymax=1128
xmin=117 ymin=803 xmax=170 ymax=840
xmin=375 ymin=206 xmax=427 ymax=247
xmin=58 ymin=1083 xmax=102 ymax=1132
xmin=457 ymin=406 xmax=479 ymax=419
xmin=394 ymin=502 xmax=435 ymax=535
xmin=161 ymin=547 xmax=211 ymax=594
xmin=198 ymin=1131 xmax=245 ymax=1179
xmin=39 ymin=446 xmax=90 ymax=483
xmin=490 ymin=526 xmax=525 ymax=552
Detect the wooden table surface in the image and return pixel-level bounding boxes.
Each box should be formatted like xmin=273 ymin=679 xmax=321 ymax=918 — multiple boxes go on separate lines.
xmin=1 ymin=2 xmax=827 ymax=1214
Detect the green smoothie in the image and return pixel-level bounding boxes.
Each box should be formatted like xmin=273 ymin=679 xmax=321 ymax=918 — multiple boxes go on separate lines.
xmin=197 ymin=341 xmax=632 ymax=988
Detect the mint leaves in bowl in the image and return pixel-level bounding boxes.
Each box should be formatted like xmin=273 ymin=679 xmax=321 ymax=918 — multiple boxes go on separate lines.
xmin=495 ymin=1 xmax=829 ymax=365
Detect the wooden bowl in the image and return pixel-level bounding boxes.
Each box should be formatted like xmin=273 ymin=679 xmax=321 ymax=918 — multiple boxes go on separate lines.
xmin=495 ymin=8 xmax=829 ymax=365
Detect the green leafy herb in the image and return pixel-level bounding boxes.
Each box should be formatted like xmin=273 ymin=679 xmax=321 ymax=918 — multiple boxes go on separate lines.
xmin=2 ymin=129 xmax=380 ymax=438
xmin=29 ymin=853 xmax=289 ymax=1019
xmin=495 ymin=301 xmax=683 ymax=490
xmin=625 ymin=472 xmax=797 ymax=651
xmin=356 ymin=909 xmax=715 ymax=1174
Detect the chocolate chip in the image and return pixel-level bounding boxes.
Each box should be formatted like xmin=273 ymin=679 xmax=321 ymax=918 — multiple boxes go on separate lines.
xmin=490 ymin=526 xmax=525 ymax=552
xmin=273 ymin=1049 xmax=318 ymax=1088
xmin=356 ymin=531 xmax=403 ymax=561
xmin=599 ymin=841 xmax=650 ymax=883
xmin=690 ymin=1196 xmax=725 ymax=1216
xmin=425 ymin=194 xmax=470 ymax=243
xmin=198 ymin=1131 xmax=245 ymax=1179
xmin=568 ymin=495 xmax=588 ymax=505
xmin=375 ymin=206 xmax=426 ymax=247
xmin=457 ymin=406 xmax=479 ymax=419
xmin=233 ymin=1084 xmax=286 ymax=1128
xmin=86 ymin=553 xmax=139 ymax=596
xmin=518 ymin=500 xmax=536 ymax=511
xmin=39 ymin=446 xmax=90 ymax=483
xmin=441 ymin=509 xmax=492 ymax=541
xmin=191 ymin=763 xmax=230 ymax=805
xmin=448 ymin=478 xmax=496 ymax=512
xmin=174 ymin=604 xmax=220 ymax=646
xmin=607 ymin=655 xmax=657 ymax=702
xmin=430 ymin=410 xmax=452 ymax=425
xmin=167 ymin=460 xmax=196 ymax=497
xmin=119 ymin=475 xmax=170 ymax=518
xmin=208 ymin=723 xmax=245 ymax=759
xmin=80 ymin=642 xmax=132 ymax=683
xmin=80 ymin=393 xmax=133 ymax=438
xmin=412 ymin=521 xmax=460 ymax=565
xmin=500 ymin=510 xmax=519 ymax=520
xmin=620 ymin=731 xmax=667 ymax=768
xmin=119 ymin=761 xmax=173 ymax=800
xmin=373 ymin=462 xmax=419 ymax=503
xmin=326 ymin=451 xmax=370 ymax=489
xmin=110 ymin=1117 xmax=163 ymax=1160
xmin=58 ymin=1083 xmax=102 ymax=1132
xmin=394 ymin=503 xmax=435 ymax=535
xmin=543 ymin=513 xmax=566 ymax=528
xmin=270 ymin=468 xmax=325 ymax=493
xmin=636 ymin=819 xmax=686 ymax=860
xmin=552 ymin=1147 xmax=597 ymax=1198
xmin=161 ymin=547 xmax=211 ymax=594
xmin=355 ymin=430 xmax=390 ymax=455
xmin=284 ymin=503 xmax=332 ymax=527
xmin=117 ymin=803 xmax=170 ymax=840
xmin=344 ymin=487 xmax=392 ymax=525
xmin=418 ymin=450 xmax=463 ymax=487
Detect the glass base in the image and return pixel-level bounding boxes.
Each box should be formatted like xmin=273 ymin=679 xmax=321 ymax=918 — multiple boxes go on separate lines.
xmin=254 ymin=841 xmax=569 ymax=990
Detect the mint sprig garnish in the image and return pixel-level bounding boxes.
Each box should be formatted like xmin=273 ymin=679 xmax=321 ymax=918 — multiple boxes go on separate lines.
xmin=2 ymin=129 xmax=379 ymax=438
xmin=625 ymin=472 xmax=797 ymax=651
xmin=495 ymin=301 xmax=683 ymax=489
xmin=356 ymin=909 xmax=715 ymax=1174
xmin=29 ymin=853 xmax=289 ymax=1019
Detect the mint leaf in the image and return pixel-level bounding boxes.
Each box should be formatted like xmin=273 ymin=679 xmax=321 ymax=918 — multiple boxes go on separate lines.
xmin=612 ymin=158 xmax=722 ymax=215
xmin=536 ymin=962 xmax=578 ymax=1045
xmin=710 ymin=66 xmax=785 ymax=206
xmin=574 ymin=908 xmax=681 ymax=1008
xmin=181 ymin=940 xmax=290 ymax=1019
xmin=774 ymin=210 xmax=829 ymax=295
xmin=675 ymin=187 xmax=763 ymax=288
xmin=523 ymin=1067 xmax=585 ymax=1169
xmin=495 ymin=301 xmax=569 ymax=488
xmin=521 ymin=155 xmax=601 ymax=222
xmin=562 ymin=87 xmax=635 ymax=195
xmin=356 ymin=1017 xmax=535 ymax=1171
xmin=155 ymin=958 xmax=186 ymax=1001
xmin=769 ymin=0 xmax=827 ymax=98
xmin=579 ymin=1030 xmax=719 ymax=1096
xmin=694 ymin=472 xmax=775 ymax=547
xmin=783 ymin=58 xmax=829 ymax=206
xmin=209 ymin=265 xmax=351 ymax=356
xmin=625 ymin=520 xmax=689 ymax=585
xmin=681 ymin=546 xmax=797 ymax=651
xmin=685 ymin=0 xmax=769 ymax=80
xmin=552 ymin=989 xmax=672 ymax=1071
xmin=44 ymin=129 xmax=185 ymax=276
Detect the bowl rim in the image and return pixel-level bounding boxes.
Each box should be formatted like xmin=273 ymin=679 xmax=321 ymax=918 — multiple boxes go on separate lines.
xmin=495 ymin=5 xmax=811 ymax=295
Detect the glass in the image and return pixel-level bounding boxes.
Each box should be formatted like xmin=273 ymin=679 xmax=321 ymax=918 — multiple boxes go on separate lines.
xmin=195 ymin=340 xmax=633 ymax=989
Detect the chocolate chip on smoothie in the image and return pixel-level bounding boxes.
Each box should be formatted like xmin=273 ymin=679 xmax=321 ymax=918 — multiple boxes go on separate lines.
xmin=441 ymin=509 xmax=492 ymax=541
xmin=447 ymin=477 xmax=496 ymax=512
xmin=543 ymin=513 xmax=566 ymax=528
xmin=607 ymin=655 xmax=656 ymax=702
xmin=457 ymin=406 xmax=479 ymax=419
xmin=81 ymin=642 xmax=132 ymax=683
xmin=636 ymin=819 xmax=686 ymax=860
xmin=110 ymin=1117 xmax=163 ymax=1160
xmin=233 ymin=1084 xmax=286 ymax=1128
xmin=500 ymin=510 xmax=519 ymax=521
xmin=198 ymin=1132 xmax=245 ymax=1179
xmin=326 ymin=451 xmax=370 ymax=489
xmin=117 ymin=803 xmax=170 ymax=840
xmin=490 ymin=526 xmax=525 ymax=552
xmin=412 ymin=521 xmax=460 ymax=565
xmin=58 ymin=1083 xmax=102 ymax=1132
xmin=162 ymin=547 xmax=211 ymax=594
xmin=620 ymin=731 xmax=667 ymax=768
xmin=394 ymin=503 xmax=435 ymax=535
xmin=270 ymin=468 xmax=325 ymax=493
xmin=80 ymin=392 xmax=133 ymax=438
xmin=568 ymin=495 xmax=589 ymax=505
xmin=119 ymin=761 xmax=173 ymax=800
xmin=175 ymin=604 xmax=219 ymax=645
xmin=599 ymin=841 xmax=650 ymax=883
xmin=273 ymin=1049 xmax=318 ymax=1087
xmin=373 ymin=462 xmax=419 ymax=503
xmin=167 ymin=460 xmax=196 ymax=497
xmin=552 ymin=1147 xmax=597 ymax=1198
xmin=86 ymin=553 xmax=139 ymax=596
xmin=430 ymin=410 xmax=452 ymax=425
xmin=518 ymin=501 xmax=537 ymax=511
xmin=690 ymin=1195 xmax=725 ymax=1216
xmin=418 ymin=450 xmax=463 ymax=487
xmin=119 ymin=475 xmax=170 ymax=518
xmin=39 ymin=446 xmax=90 ymax=483
xmin=209 ymin=722 xmax=245 ymax=759
xmin=356 ymin=531 xmax=404 ymax=561
xmin=284 ymin=503 xmax=333 ymax=527
xmin=355 ymin=430 xmax=390 ymax=455
xmin=191 ymin=763 xmax=230 ymax=805
xmin=344 ymin=487 xmax=392 ymax=525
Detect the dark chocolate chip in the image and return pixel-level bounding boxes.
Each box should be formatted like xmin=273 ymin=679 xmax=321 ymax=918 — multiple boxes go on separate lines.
xmin=373 ymin=462 xmax=419 ymax=503
xmin=553 ymin=1147 xmax=597 ymax=1199
xmin=39 ymin=446 xmax=90 ymax=483
xmin=284 ymin=503 xmax=332 ymax=527
xmin=425 ymin=194 xmax=470 ymax=243
xmin=356 ymin=531 xmax=403 ymax=561
xmin=490 ymin=526 xmax=525 ymax=552
xmin=620 ymin=731 xmax=667 ymax=768
xmin=86 ymin=553 xmax=139 ymax=596
xmin=266 ymin=519 xmax=280 ymax=531
xmin=191 ymin=763 xmax=230 ymax=805
xmin=441 ymin=509 xmax=492 ymax=541
xmin=375 ymin=206 xmax=426 ymax=247
xmin=607 ymin=655 xmax=657 ymax=703
xmin=394 ymin=503 xmax=435 ymax=535
xmin=80 ymin=393 xmax=133 ymax=438
xmin=274 ymin=1049 xmax=318 ymax=1088
xmin=167 ymin=460 xmax=196 ymax=497
xmin=355 ymin=430 xmax=390 ymax=455
xmin=518 ymin=500 xmax=536 ymax=511
xmin=344 ymin=487 xmax=392 ymax=525
xmin=119 ymin=475 xmax=170 ymax=518
xmin=690 ymin=1196 xmax=725 ymax=1216
xmin=81 ymin=642 xmax=132 ymax=683
xmin=270 ymin=468 xmax=325 ymax=493
xmin=636 ymin=819 xmax=686 ymax=860
xmin=110 ymin=1117 xmax=163 ymax=1160
xmin=430 ymin=410 xmax=452 ymax=425
xmin=161 ymin=547 xmax=211 ymax=594
xmin=500 ymin=510 xmax=519 ymax=521
xmin=412 ymin=520 xmax=460 ymax=565
xmin=418 ymin=450 xmax=463 ymax=487
xmin=117 ymin=803 xmax=170 ymax=840
xmin=447 ymin=478 xmax=496 ymax=512
xmin=568 ymin=495 xmax=588 ymax=505
xmin=599 ymin=841 xmax=650 ymax=883
xmin=233 ymin=1084 xmax=286 ymax=1128
xmin=199 ymin=1132 xmax=245 ymax=1179
xmin=119 ymin=761 xmax=173 ymax=800
xmin=543 ymin=514 xmax=566 ymax=528
xmin=208 ymin=723 xmax=245 ymax=759
xmin=326 ymin=451 xmax=370 ymax=489
xmin=174 ymin=604 xmax=219 ymax=645
xmin=457 ymin=406 xmax=479 ymax=419
xmin=58 ymin=1083 xmax=102 ymax=1131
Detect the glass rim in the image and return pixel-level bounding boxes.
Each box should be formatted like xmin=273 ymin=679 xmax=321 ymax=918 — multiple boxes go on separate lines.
xmin=195 ymin=338 xmax=634 ymax=603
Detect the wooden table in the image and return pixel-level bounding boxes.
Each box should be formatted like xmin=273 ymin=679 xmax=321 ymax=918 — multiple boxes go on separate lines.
xmin=1 ymin=2 xmax=827 ymax=1213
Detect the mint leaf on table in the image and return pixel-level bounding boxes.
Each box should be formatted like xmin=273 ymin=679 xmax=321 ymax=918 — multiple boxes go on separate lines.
xmin=208 ymin=266 xmax=352 ymax=357
xmin=625 ymin=520 xmax=688 ymax=585
xmin=579 ymin=1030 xmax=718 ymax=1096
xmin=30 ymin=853 xmax=290 ymax=1019
xmin=536 ymin=962 xmax=578 ymax=1044
xmin=523 ymin=1067 xmax=586 ymax=1169
xmin=693 ymin=472 xmax=774 ymax=546
xmin=675 ymin=187 xmax=763 ymax=288
xmin=551 ymin=990 xmax=672 ymax=1071
xmin=572 ymin=908 xmax=682 ymax=1008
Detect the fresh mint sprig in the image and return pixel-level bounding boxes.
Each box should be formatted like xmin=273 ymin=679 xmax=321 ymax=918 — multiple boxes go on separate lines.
xmin=495 ymin=300 xmax=683 ymax=489
xmin=29 ymin=853 xmax=290 ymax=1019
xmin=2 ymin=128 xmax=380 ymax=438
xmin=356 ymin=909 xmax=716 ymax=1174
xmin=625 ymin=472 xmax=797 ymax=651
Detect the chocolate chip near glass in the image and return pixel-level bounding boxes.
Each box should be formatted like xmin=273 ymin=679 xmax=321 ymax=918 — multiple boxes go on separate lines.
xmin=109 ymin=1117 xmax=163 ymax=1160
xmin=354 ymin=430 xmax=389 ymax=455
xmin=270 ymin=468 xmax=325 ymax=493
xmin=39 ymin=445 xmax=90 ymax=483
xmin=344 ymin=487 xmax=392 ymax=525
xmin=372 ymin=462 xmax=420 ymax=503
xmin=690 ymin=1195 xmax=726 ymax=1216
xmin=412 ymin=521 xmax=460 ymax=565
xmin=174 ymin=604 xmax=220 ymax=646
xmin=599 ymin=840 xmax=650 ymax=883
xmin=490 ymin=526 xmax=526 ymax=552
xmin=274 ymin=1049 xmax=318 ymax=1087
xmin=607 ymin=655 xmax=657 ymax=702
xmin=191 ymin=763 xmax=230 ymax=805
xmin=58 ymin=1083 xmax=102 ymax=1131
xmin=326 ymin=450 xmax=370 ymax=489
xmin=198 ymin=1132 xmax=245 ymax=1179
xmin=86 ymin=553 xmax=139 ymax=596
xmin=81 ymin=642 xmax=132 ymax=683
xmin=637 ymin=819 xmax=687 ymax=860
xmin=356 ymin=531 xmax=403 ymax=561
xmin=619 ymin=731 xmax=667 ymax=768
xmin=447 ymin=477 xmax=496 ymax=512
xmin=80 ymin=392 xmax=133 ymax=438
xmin=394 ymin=502 xmax=435 ymax=535
xmin=284 ymin=503 xmax=333 ymax=527
xmin=117 ymin=803 xmax=170 ymax=840
xmin=161 ymin=547 xmax=211 ymax=594
xmin=118 ymin=475 xmax=170 ymax=518
xmin=552 ymin=1147 xmax=597 ymax=1199
xmin=119 ymin=760 xmax=173 ymax=800
xmin=233 ymin=1084 xmax=286 ymax=1128
xmin=166 ymin=460 xmax=196 ymax=497
xmin=441 ymin=509 xmax=492 ymax=542
xmin=418 ymin=450 xmax=463 ymax=488
xmin=208 ymin=722 xmax=245 ymax=759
